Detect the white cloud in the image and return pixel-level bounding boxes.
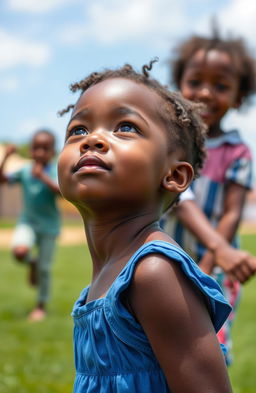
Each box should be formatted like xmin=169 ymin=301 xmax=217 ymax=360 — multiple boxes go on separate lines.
xmin=60 ymin=0 xmax=256 ymax=50
xmin=197 ymin=0 xmax=256 ymax=48
xmin=60 ymin=0 xmax=187 ymax=47
xmin=0 ymin=76 xmax=19 ymax=92
xmin=218 ymin=0 xmax=256 ymax=41
xmin=8 ymin=0 xmax=76 ymax=13
xmin=0 ymin=29 xmax=50 ymax=69
xmin=17 ymin=118 xmax=45 ymax=139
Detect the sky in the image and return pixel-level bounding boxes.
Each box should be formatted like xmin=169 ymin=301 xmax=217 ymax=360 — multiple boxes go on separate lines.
xmin=1 ymin=0 xmax=256 ymax=178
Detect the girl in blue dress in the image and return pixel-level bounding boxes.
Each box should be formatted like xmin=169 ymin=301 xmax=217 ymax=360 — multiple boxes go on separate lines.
xmin=57 ymin=61 xmax=233 ymax=393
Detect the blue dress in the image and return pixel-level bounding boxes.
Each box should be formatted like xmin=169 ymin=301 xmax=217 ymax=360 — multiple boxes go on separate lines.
xmin=72 ymin=241 xmax=231 ymax=393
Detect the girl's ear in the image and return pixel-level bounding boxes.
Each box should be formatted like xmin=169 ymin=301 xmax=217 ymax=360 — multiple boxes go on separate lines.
xmin=162 ymin=162 xmax=194 ymax=193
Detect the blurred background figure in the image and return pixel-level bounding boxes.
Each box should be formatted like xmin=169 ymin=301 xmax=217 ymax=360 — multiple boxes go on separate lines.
xmin=161 ymin=27 xmax=256 ymax=365
xmin=0 ymin=129 xmax=60 ymax=321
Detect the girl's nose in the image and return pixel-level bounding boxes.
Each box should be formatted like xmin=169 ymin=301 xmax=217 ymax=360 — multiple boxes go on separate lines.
xmin=79 ymin=132 xmax=109 ymax=154
xmin=36 ymin=148 xmax=45 ymax=157
xmin=198 ymin=86 xmax=213 ymax=100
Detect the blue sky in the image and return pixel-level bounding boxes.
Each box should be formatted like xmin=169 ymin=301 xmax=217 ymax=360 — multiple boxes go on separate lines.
xmin=1 ymin=0 xmax=256 ymax=175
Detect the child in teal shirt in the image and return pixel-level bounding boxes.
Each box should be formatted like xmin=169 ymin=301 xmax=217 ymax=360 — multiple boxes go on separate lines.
xmin=0 ymin=129 xmax=60 ymax=321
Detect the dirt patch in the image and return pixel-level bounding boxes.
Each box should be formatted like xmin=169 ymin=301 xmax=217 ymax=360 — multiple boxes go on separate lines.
xmin=0 ymin=226 xmax=86 ymax=249
xmin=240 ymin=221 xmax=256 ymax=234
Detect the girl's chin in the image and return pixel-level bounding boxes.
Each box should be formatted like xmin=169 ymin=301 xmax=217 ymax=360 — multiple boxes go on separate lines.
xmin=200 ymin=112 xmax=212 ymax=120
xmin=200 ymin=115 xmax=215 ymax=128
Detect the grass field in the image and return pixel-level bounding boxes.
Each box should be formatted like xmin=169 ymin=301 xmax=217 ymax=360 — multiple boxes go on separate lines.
xmin=0 ymin=234 xmax=255 ymax=393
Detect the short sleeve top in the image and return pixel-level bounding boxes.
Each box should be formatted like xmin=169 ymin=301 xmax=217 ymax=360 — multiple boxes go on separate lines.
xmin=161 ymin=130 xmax=253 ymax=261
xmin=72 ymin=241 xmax=231 ymax=393
xmin=7 ymin=161 xmax=60 ymax=235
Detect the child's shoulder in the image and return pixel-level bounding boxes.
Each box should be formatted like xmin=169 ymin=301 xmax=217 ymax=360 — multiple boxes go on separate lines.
xmin=206 ymin=129 xmax=252 ymax=166
xmin=132 ymin=244 xmax=187 ymax=297
xmin=130 ymin=238 xmax=202 ymax=304
xmin=132 ymin=238 xmax=195 ymax=293
xmin=129 ymin=243 xmax=216 ymax=340
xmin=207 ymin=130 xmax=251 ymax=152
xmin=128 ymin=237 xmax=231 ymax=332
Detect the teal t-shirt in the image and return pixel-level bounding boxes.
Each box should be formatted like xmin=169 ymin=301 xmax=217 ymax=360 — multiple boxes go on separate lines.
xmin=8 ymin=161 xmax=60 ymax=235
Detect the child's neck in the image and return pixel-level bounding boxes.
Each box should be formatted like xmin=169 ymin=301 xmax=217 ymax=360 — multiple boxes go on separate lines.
xmin=82 ymin=210 xmax=161 ymax=276
xmin=33 ymin=160 xmax=50 ymax=167
xmin=207 ymin=124 xmax=224 ymax=139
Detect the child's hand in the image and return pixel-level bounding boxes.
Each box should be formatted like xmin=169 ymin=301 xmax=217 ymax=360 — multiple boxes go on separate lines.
xmin=220 ymin=249 xmax=256 ymax=284
xmin=5 ymin=144 xmax=16 ymax=157
xmin=32 ymin=162 xmax=44 ymax=179
xmin=200 ymin=245 xmax=256 ymax=284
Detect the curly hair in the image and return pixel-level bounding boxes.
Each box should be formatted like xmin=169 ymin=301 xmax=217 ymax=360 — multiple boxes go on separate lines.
xmin=59 ymin=60 xmax=207 ymax=178
xmin=171 ymin=31 xmax=256 ymax=105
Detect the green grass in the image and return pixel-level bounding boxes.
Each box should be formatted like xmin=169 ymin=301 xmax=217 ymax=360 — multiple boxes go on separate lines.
xmin=0 ymin=243 xmax=91 ymax=393
xmin=0 ymin=218 xmax=16 ymax=229
xmin=0 ymin=235 xmax=255 ymax=392
xmin=0 ymin=216 xmax=83 ymax=229
xmin=228 ymin=234 xmax=256 ymax=393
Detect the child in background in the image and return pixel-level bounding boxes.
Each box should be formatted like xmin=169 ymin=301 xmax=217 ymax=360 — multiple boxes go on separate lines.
xmin=57 ymin=62 xmax=232 ymax=393
xmin=0 ymin=129 xmax=60 ymax=321
xmin=162 ymin=31 xmax=255 ymax=365
xmin=171 ymin=189 xmax=256 ymax=284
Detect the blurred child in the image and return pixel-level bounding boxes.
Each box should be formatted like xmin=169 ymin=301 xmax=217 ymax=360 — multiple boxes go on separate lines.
xmin=170 ymin=190 xmax=256 ymax=283
xmin=0 ymin=129 xmax=60 ymax=321
xmin=162 ymin=30 xmax=255 ymax=364
xmin=57 ymin=62 xmax=232 ymax=392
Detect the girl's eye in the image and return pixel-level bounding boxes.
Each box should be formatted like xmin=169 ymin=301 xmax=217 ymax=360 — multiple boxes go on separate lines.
xmin=188 ymin=79 xmax=201 ymax=88
xmin=68 ymin=127 xmax=88 ymax=137
xmin=117 ymin=124 xmax=138 ymax=133
xmin=215 ymin=83 xmax=229 ymax=92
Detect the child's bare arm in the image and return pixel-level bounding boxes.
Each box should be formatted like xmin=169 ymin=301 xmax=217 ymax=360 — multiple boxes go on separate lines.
xmin=0 ymin=144 xmax=16 ymax=183
xmin=215 ymin=182 xmax=246 ymax=241
xmin=129 ymin=254 xmax=232 ymax=393
xmin=203 ymin=182 xmax=256 ymax=281
xmin=176 ymin=199 xmax=229 ymax=254
xmin=199 ymin=247 xmax=256 ymax=283
xmin=32 ymin=162 xmax=60 ymax=194
xmin=175 ymin=198 xmax=256 ymax=282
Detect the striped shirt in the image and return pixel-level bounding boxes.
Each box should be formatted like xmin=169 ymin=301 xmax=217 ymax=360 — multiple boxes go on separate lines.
xmin=162 ymin=130 xmax=253 ymax=262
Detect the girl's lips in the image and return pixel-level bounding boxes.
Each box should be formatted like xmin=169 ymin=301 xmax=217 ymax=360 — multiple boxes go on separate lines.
xmin=199 ymin=108 xmax=215 ymax=122
xmin=198 ymin=104 xmax=215 ymax=119
xmin=200 ymin=111 xmax=211 ymax=118
xmin=72 ymin=155 xmax=110 ymax=173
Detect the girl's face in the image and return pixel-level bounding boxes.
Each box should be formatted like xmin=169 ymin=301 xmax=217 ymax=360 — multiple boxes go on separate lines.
xmin=180 ymin=49 xmax=240 ymax=131
xmin=30 ymin=133 xmax=55 ymax=165
xmin=58 ymin=78 xmax=178 ymax=213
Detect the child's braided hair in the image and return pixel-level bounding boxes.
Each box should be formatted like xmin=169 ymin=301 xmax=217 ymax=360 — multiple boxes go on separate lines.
xmin=59 ymin=60 xmax=207 ymax=178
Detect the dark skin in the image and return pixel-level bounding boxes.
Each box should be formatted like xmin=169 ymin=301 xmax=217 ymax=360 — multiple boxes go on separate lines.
xmin=176 ymin=199 xmax=256 ymax=282
xmin=58 ymin=77 xmax=232 ymax=392
xmin=177 ymin=48 xmax=254 ymax=278
xmin=30 ymin=133 xmax=60 ymax=194
xmin=0 ymin=133 xmax=60 ymax=311
xmin=0 ymin=134 xmax=59 ymax=194
xmin=129 ymin=247 xmax=231 ymax=393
